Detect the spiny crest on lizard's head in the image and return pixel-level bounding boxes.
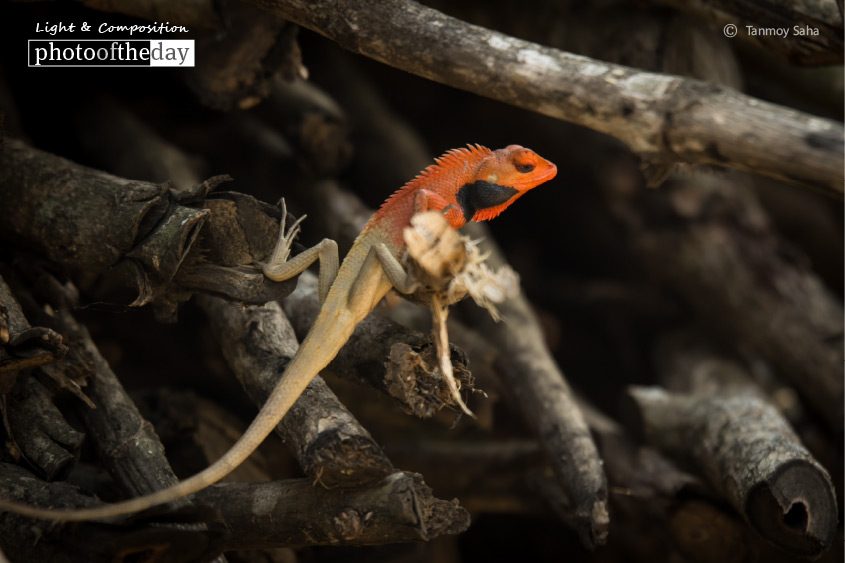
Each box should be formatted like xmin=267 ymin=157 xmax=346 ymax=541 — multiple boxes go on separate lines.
xmin=457 ymin=144 xmax=557 ymax=222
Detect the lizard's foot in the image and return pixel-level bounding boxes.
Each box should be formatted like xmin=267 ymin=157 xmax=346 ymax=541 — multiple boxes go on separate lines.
xmin=267 ymin=198 xmax=307 ymax=266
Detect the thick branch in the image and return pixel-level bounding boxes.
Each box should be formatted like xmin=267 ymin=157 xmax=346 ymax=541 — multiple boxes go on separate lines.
xmin=0 ymin=465 xmax=468 ymax=553
xmin=196 ymin=472 xmax=469 ymax=549
xmin=462 ymin=223 xmax=609 ymax=550
xmin=71 ymin=318 xmax=188 ymax=502
xmin=0 ymin=140 xmax=299 ymax=320
xmin=249 ymin=0 xmax=843 ymax=194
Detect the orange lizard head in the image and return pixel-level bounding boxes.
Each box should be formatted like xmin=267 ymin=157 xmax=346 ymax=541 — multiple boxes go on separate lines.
xmin=457 ymin=145 xmax=557 ymax=223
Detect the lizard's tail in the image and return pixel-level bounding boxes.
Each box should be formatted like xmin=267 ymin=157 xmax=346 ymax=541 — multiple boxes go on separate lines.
xmin=0 ymin=308 xmax=360 ymax=521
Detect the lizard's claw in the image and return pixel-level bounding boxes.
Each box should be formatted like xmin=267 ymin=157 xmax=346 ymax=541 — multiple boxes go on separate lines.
xmin=268 ymin=198 xmax=307 ymax=266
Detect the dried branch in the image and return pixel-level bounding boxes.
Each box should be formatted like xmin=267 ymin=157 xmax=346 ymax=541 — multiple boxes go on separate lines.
xmin=461 ymin=222 xmax=609 ymax=550
xmin=0 ymin=464 xmax=468 ymax=553
xmin=175 ymin=191 xmax=301 ymax=305
xmin=623 ymin=332 xmax=838 ymax=557
xmin=0 ymin=275 xmax=223 ymax=560
xmin=197 ymin=294 xmax=395 ymax=488
xmin=249 ymin=0 xmax=844 ymax=194
xmin=0 ymin=275 xmax=66 ymax=389
xmin=5 ymin=377 xmax=83 ymax=481
xmin=197 ymin=472 xmax=469 ymax=549
xmin=70 ymin=322 xmax=188 ymax=503
xmin=0 ymin=140 xmax=299 ymax=320
xmin=0 ymin=139 xmax=209 ymax=314
xmin=4 ymin=272 xmax=193 ymax=503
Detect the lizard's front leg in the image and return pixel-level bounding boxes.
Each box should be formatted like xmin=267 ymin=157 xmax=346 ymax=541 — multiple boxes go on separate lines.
xmin=414 ymin=188 xmax=465 ymax=228
xmin=261 ymin=199 xmax=339 ymax=304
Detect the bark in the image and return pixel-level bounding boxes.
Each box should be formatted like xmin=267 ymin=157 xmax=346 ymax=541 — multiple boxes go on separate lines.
xmin=583 ymin=403 xmax=757 ymax=563
xmin=174 ymin=191 xmax=300 ymax=306
xmin=0 ymin=139 xmax=209 ymax=315
xmin=0 ymin=463 xmax=218 ymax=563
xmin=0 ymin=275 xmax=226 ymax=561
xmin=70 ymin=318 xmax=189 ymax=504
xmin=247 ymin=0 xmax=843 ymax=195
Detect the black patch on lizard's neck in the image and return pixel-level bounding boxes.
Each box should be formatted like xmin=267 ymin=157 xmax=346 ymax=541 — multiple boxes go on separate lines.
xmin=456 ymin=180 xmax=518 ymax=222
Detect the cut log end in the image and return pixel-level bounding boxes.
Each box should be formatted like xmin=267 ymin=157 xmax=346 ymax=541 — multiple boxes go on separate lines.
xmin=745 ymin=459 xmax=838 ymax=557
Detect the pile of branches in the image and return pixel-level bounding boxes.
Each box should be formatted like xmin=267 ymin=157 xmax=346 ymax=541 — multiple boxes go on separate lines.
xmin=0 ymin=0 xmax=841 ymax=562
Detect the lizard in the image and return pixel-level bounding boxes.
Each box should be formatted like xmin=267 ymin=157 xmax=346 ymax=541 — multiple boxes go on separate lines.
xmin=0 ymin=144 xmax=557 ymax=521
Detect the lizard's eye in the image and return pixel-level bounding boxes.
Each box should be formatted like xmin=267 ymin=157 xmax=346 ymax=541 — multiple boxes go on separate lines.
xmin=515 ymin=162 xmax=535 ymax=174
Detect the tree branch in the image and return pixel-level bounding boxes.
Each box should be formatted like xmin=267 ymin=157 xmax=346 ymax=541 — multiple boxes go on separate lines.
xmin=248 ymin=0 xmax=844 ymax=195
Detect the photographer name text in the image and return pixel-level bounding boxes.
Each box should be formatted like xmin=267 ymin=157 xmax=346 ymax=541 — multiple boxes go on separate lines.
xmin=746 ymin=25 xmax=819 ymax=37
